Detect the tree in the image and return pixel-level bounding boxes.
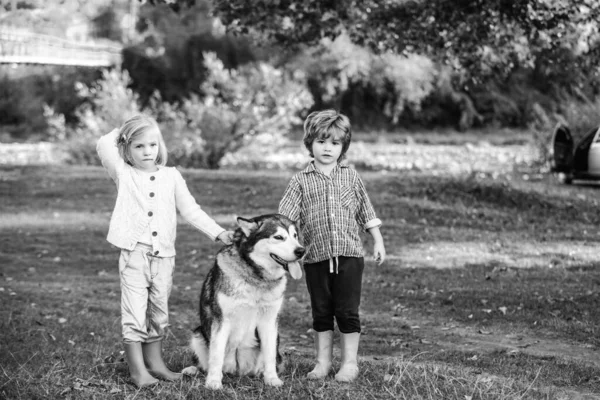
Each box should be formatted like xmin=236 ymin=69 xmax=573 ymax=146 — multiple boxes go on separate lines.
xmin=209 ymin=0 xmax=600 ymax=85
xmin=145 ymin=0 xmax=600 ymax=129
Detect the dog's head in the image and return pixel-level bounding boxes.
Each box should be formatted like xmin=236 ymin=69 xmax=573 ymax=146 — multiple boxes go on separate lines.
xmin=234 ymin=214 xmax=305 ymax=280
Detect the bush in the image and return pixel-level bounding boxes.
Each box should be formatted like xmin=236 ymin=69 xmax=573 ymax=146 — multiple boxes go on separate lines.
xmin=61 ymin=53 xmax=313 ymax=168
xmin=0 ymin=66 xmax=100 ymax=141
xmin=296 ymin=32 xmax=437 ymax=129
xmin=188 ymin=53 xmax=313 ymax=168
xmin=64 ymin=68 xmax=141 ymax=165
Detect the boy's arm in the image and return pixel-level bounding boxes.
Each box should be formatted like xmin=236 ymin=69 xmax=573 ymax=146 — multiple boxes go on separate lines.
xmin=354 ymin=173 xmax=382 ymax=231
xmin=173 ymin=169 xmax=228 ymax=242
xmin=278 ymin=176 xmax=302 ymax=222
xmin=354 ymin=172 xmax=385 ymax=264
xmin=96 ymin=128 xmax=125 ymax=182
xmin=367 ymin=225 xmax=386 ymax=265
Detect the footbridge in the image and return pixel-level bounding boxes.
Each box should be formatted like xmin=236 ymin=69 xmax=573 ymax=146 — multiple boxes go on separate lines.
xmin=0 ymin=26 xmax=122 ymax=67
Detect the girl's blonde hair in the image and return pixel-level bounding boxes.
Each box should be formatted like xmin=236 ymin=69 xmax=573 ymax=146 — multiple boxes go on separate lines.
xmin=303 ymin=109 xmax=352 ymax=160
xmin=117 ymin=115 xmax=168 ymax=166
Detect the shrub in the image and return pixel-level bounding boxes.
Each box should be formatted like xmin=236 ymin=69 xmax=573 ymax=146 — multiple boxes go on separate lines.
xmin=62 ymin=52 xmax=313 ymax=168
xmin=0 ymin=66 xmax=100 ymax=141
xmin=297 ymin=32 xmax=437 ymax=128
xmin=189 ymin=53 xmax=313 ymax=168
xmin=64 ymin=68 xmax=141 ymax=165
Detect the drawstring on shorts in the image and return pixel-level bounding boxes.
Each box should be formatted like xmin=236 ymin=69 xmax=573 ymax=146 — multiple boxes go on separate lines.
xmin=329 ymin=256 xmax=339 ymax=274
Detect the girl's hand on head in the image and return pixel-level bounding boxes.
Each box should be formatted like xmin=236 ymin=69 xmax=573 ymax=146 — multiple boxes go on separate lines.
xmin=217 ymin=230 xmax=235 ymax=245
xmin=373 ymin=242 xmax=386 ymax=266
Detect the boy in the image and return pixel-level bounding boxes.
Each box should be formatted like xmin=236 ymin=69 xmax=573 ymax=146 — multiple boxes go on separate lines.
xmin=278 ymin=109 xmax=386 ymax=382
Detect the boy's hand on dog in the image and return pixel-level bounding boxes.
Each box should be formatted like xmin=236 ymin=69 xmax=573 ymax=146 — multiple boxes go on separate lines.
xmin=373 ymin=242 xmax=386 ymax=265
xmin=217 ymin=230 xmax=235 ymax=245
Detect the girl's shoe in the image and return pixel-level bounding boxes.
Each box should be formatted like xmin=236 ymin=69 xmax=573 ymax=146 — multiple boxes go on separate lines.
xmin=142 ymin=341 xmax=182 ymax=381
xmin=124 ymin=342 xmax=159 ymax=388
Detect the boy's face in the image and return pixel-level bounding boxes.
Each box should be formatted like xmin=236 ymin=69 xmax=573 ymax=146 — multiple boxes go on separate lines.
xmin=312 ymin=134 xmax=343 ymax=168
xmin=129 ymin=127 xmax=160 ymax=172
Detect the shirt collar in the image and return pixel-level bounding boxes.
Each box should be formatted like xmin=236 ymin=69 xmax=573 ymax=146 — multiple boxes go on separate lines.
xmin=301 ymin=160 xmax=348 ymax=175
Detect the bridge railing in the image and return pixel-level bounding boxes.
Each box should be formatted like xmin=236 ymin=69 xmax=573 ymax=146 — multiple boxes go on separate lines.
xmin=0 ymin=26 xmax=122 ymax=67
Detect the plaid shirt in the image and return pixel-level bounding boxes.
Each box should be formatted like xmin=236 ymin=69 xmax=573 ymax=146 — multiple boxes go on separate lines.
xmin=278 ymin=162 xmax=382 ymax=264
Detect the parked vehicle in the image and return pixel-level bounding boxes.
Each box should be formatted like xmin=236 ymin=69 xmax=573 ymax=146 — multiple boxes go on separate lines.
xmin=550 ymin=123 xmax=600 ymax=184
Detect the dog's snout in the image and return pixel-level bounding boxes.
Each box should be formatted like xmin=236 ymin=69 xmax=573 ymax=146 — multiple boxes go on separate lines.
xmin=294 ymin=247 xmax=306 ymax=258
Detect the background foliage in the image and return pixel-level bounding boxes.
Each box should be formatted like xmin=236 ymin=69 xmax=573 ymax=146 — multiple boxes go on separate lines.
xmin=1 ymin=0 xmax=600 ymax=168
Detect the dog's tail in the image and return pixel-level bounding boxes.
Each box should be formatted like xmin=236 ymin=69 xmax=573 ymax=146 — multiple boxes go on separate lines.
xmin=189 ymin=326 xmax=209 ymax=372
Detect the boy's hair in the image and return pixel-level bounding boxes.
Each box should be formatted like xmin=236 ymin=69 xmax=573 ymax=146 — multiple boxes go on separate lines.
xmin=117 ymin=115 xmax=168 ymax=166
xmin=303 ymin=109 xmax=352 ymax=159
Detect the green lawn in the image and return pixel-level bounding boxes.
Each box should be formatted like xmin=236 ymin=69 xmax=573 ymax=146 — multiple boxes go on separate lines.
xmin=1 ymin=165 xmax=600 ymax=399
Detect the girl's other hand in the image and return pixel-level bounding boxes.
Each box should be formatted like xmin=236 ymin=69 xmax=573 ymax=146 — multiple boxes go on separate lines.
xmin=217 ymin=230 xmax=235 ymax=245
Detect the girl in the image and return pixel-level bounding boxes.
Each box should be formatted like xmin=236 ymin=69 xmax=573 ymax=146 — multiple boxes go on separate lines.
xmin=96 ymin=115 xmax=234 ymax=388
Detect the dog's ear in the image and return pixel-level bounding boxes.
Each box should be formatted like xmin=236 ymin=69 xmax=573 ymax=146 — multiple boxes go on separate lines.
xmin=237 ymin=217 xmax=259 ymax=237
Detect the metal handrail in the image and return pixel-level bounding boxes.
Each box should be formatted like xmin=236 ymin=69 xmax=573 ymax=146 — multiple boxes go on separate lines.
xmin=0 ymin=26 xmax=122 ymax=67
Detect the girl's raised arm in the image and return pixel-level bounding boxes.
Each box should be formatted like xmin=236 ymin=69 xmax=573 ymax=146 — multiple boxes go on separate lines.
xmin=96 ymin=128 xmax=126 ymax=182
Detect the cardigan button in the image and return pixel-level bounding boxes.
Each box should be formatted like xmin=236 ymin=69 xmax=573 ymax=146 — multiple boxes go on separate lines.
xmin=152 ymin=231 xmax=157 ymax=236
xmin=148 ymin=211 xmax=153 ymax=217
xmin=149 ymin=192 xmax=155 ymax=197
xmin=150 ymin=176 xmax=155 ymax=181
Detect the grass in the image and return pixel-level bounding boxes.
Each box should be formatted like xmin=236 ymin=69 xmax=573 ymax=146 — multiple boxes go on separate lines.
xmin=2 ymin=164 xmax=600 ymax=399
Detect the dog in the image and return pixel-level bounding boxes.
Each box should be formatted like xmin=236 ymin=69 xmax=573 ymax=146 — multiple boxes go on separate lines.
xmin=182 ymin=214 xmax=305 ymax=390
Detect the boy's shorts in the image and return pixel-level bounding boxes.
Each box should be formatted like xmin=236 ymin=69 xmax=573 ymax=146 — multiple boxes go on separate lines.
xmin=304 ymin=256 xmax=364 ymax=333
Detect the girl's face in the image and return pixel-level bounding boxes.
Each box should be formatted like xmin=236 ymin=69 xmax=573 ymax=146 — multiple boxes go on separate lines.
xmin=312 ymin=134 xmax=343 ymax=168
xmin=128 ymin=128 xmax=160 ymax=172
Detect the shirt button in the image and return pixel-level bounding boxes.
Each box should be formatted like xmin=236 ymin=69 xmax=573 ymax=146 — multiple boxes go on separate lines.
xmin=150 ymin=176 xmax=155 ymax=181
xmin=154 ymin=250 xmax=159 ymax=255
xmin=152 ymin=231 xmax=157 ymax=236
xmin=148 ymin=211 xmax=153 ymax=217
xmin=149 ymin=192 xmax=155 ymax=197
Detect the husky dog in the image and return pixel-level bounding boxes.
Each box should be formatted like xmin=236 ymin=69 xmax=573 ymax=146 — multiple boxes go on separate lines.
xmin=182 ymin=214 xmax=305 ymax=390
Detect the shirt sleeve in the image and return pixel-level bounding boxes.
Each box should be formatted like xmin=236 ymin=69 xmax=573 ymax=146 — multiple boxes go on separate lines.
xmin=96 ymin=128 xmax=125 ymax=183
xmin=354 ymin=172 xmax=382 ymax=231
xmin=278 ymin=175 xmax=302 ymax=223
xmin=174 ymin=169 xmax=226 ymax=241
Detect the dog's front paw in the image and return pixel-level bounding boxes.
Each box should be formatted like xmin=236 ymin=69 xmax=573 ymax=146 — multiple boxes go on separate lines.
xmin=181 ymin=366 xmax=198 ymax=376
xmin=264 ymin=375 xmax=283 ymax=387
xmin=205 ymin=376 xmax=223 ymax=390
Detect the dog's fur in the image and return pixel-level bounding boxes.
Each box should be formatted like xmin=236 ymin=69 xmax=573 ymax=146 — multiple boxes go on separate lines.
xmin=182 ymin=214 xmax=305 ymax=389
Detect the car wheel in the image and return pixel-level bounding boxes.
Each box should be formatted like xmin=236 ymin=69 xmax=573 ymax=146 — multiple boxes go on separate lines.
xmin=557 ymin=173 xmax=573 ymax=184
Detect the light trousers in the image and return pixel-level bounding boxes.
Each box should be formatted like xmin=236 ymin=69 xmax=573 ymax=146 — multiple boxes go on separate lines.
xmin=119 ymin=243 xmax=175 ymax=343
